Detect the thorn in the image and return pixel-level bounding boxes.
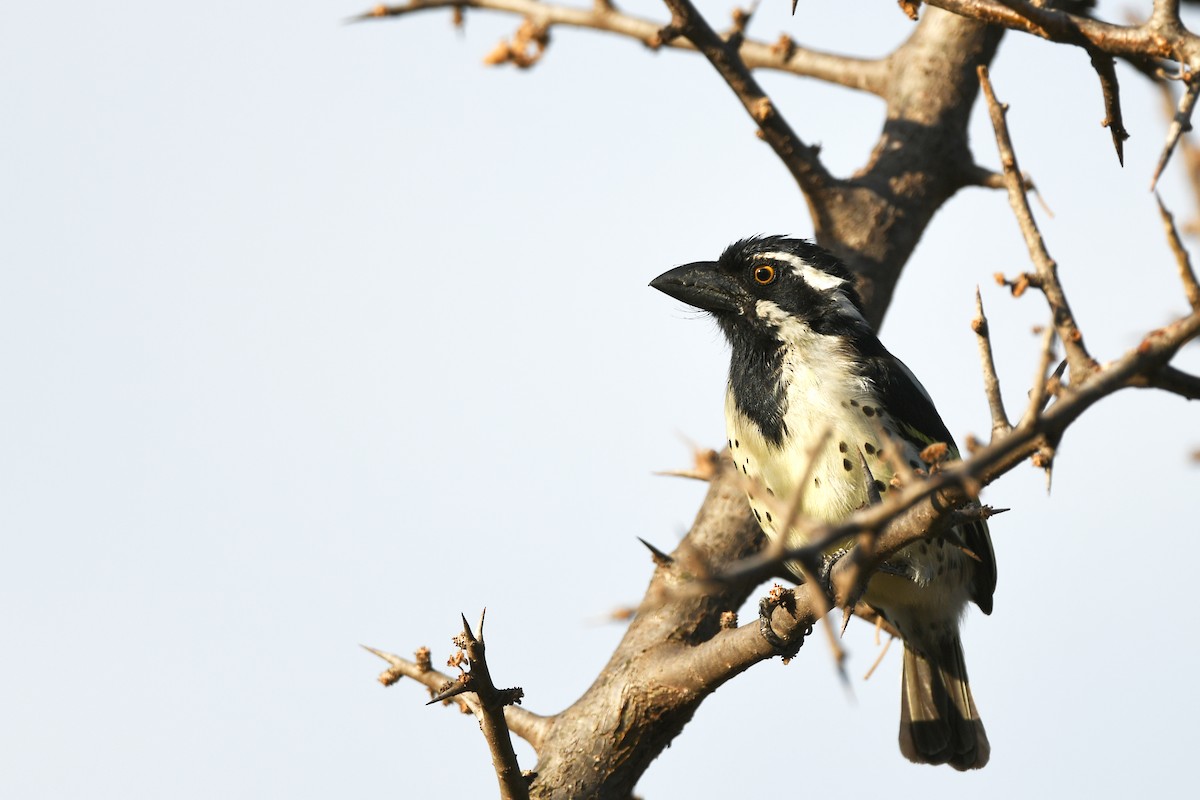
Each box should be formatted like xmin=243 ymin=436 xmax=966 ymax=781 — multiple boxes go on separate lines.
xmin=637 ymin=536 xmax=675 ymax=566
xmin=840 ymin=605 xmax=854 ymax=637
xmin=426 ymin=675 xmax=471 ymax=705
xmin=791 ymin=0 xmax=798 ymax=14
xmin=460 ymin=612 xmax=474 ymax=641
xmin=361 ymin=644 xmax=388 ymax=659
xmin=477 ymin=607 xmax=487 ymax=639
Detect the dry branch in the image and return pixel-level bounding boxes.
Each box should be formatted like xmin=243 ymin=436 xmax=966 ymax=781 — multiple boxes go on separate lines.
xmin=972 ymin=287 xmax=1013 ymax=439
xmin=353 ymin=0 xmax=889 ymax=92
xmin=929 ymin=0 xmax=1200 ymax=178
xmin=978 ymin=64 xmax=1098 ymax=382
xmin=1156 ymin=192 xmax=1200 ymax=309
xmin=363 ymin=643 xmax=551 ymax=751
xmin=658 ymin=0 xmax=829 ymax=199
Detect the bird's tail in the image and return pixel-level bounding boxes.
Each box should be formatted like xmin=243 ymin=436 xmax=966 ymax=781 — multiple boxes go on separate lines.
xmin=898 ymin=635 xmax=989 ymax=770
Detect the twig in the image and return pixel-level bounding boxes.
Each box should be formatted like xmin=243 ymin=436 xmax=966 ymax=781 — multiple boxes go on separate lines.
xmin=1156 ymin=192 xmax=1200 ymax=310
xmin=437 ymin=611 xmax=530 ymax=800
xmin=927 ymin=0 xmax=1194 ymax=62
xmin=1089 ymin=49 xmax=1129 ymax=167
xmin=1144 ymin=365 xmax=1200 ymax=399
xmin=362 ymin=642 xmax=551 ymax=751
xmin=978 ymin=64 xmax=1098 ymax=382
xmin=351 ymin=0 xmax=889 ymax=93
xmin=1020 ymin=319 xmax=1059 ymax=428
xmin=1157 ymin=78 xmax=1200 ymax=234
xmin=972 ymin=287 xmax=1012 ymax=438
xmin=862 ymin=633 xmax=895 ymax=681
xmin=658 ymin=0 xmax=831 ymax=200
xmin=1153 ymin=76 xmax=1200 ymax=191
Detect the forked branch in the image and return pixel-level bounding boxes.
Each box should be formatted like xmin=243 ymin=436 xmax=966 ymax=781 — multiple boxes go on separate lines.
xmin=352 ymin=0 xmax=889 ymax=92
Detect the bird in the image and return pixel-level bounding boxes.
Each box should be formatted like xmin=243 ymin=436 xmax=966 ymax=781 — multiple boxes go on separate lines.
xmin=650 ymin=235 xmax=996 ymax=770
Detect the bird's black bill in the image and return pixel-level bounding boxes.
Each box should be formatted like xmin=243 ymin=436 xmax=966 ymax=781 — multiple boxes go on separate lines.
xmin=650 ymin=261 xmax=743 ymax=314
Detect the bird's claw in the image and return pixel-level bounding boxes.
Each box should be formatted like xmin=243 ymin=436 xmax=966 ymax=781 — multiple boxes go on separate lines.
xmin=758 ymin=587 xmax=811 ymax=659
xmin=818 ymin=548 xmax=850 ymax=593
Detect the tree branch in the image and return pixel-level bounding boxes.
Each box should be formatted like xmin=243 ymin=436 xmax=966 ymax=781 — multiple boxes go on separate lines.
xmin=1156 ymin=192 xmax=1200 ymax=310
xmin=657 ymin=0 xmax=831 ymax=201
xmin=1089 ymin=49 xmax=1129 ymax=166
xmin=1154 ymin=75 xmax=1200 ymax=190
xmin=972 ymin=287 xmax=1013 ymax=439
xmin=363 ymin=643 xmax=551 ymax=751
xmin=352 ymin=0 xmax=889 ymax=93
xmin=437 ymin=611 xmax=530 ymax=800
xmin=927 ymin=0 xmax=1198 ymax=61
xmin=978 ymin=64 xmax=1098 ymax=382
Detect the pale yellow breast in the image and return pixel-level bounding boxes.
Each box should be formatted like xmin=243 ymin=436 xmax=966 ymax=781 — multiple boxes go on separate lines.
xmin=725 ymin=386 xmax=906 ymax=551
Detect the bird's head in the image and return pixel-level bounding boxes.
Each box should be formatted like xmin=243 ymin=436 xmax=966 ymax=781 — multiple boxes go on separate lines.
xmin=650 ymin=236 xmax=867 ymax=343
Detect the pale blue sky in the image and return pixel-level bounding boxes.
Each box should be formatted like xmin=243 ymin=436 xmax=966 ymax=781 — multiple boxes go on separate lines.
xmin=2 ymin=2 xmax=1198 ymax=797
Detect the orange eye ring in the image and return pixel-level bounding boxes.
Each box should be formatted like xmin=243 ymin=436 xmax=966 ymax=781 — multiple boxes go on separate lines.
xmin=753 ymin=264 xmax=776 ymax=285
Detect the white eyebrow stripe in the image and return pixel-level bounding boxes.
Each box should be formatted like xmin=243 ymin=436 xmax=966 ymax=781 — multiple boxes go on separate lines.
xmin=760 ymin=250 xmax=848 ymax=292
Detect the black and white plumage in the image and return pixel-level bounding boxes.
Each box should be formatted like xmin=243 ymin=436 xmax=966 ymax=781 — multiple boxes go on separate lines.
xmin=651 ymin=235 xmax=996 ymax=770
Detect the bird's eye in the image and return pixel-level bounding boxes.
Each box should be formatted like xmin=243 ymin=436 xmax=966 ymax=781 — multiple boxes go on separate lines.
xmin=753 ymin=264 xmax=776 ymax=285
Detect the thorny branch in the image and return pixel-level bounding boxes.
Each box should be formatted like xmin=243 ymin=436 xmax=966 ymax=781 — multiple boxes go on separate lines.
xmin=363 ymin=640 xmax=551 ymax=751
xmin=928 ymin=0 xmax=1200 ymax=177
xmin=978 ymin=64 xmax=1098 ymax=383
xmin=972 ymin=287 xmax=1013 ymax=439
xmin=357 ymin=1 xmax=1008 ymax=322
xmin=353 ymin=0 xmax=889 ymax=92
xmin=658 ymin=0 xmax=831 ymax=199
xmin=926 ymin=0 xmax=1198 ymax=62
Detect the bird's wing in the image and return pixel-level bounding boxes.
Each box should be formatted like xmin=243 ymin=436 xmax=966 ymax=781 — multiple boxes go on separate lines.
xmin=860 ymin=348 xmax=997 ymax=614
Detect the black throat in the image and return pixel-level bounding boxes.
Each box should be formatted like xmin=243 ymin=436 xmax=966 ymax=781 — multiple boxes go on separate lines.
xmin=722 ymin=320 xmax=789 ymax=447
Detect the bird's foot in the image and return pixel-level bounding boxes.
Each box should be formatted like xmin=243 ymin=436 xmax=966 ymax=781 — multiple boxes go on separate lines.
xmin=817 ymin=548 xmax=850 ymax=594
xmin=758 ymin=585 xmax=812 ymax=660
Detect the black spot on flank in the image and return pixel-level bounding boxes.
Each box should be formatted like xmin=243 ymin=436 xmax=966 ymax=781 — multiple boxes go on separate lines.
xmin=753 ymin=508 xmax=762 ymax=521
xmin=862 ymin=406 xmax=876 ymax=417
xmin=765 ymin=511 xmax=773 ymax=522
xmin=728 ymin=439 xmax=733 ymax=449
xmin=766 ymin=487 xmax=775 ymax=496
xmin=872 ymin=479 xmax=887 ymax=494
xmin=863 ymin=443 xmax=876 ymax=455
xmin=838 ymin=441 xmax=848 ymax=453
xmin=735 ymin=439 xmax=740 ymax=448
xmin=741 ymin=464 xmax=747 ymax=474
xmin=814 ymin=477 xmax=821 ymax=488
xmin=842 ymin=458 xmax=852 ymax=471
xmin=849 ymin=399 xmax=859 ymax=407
